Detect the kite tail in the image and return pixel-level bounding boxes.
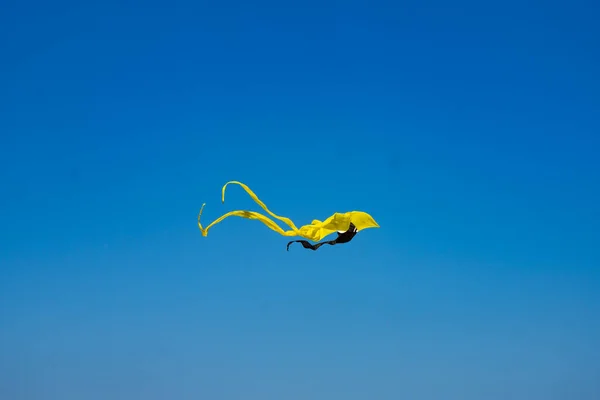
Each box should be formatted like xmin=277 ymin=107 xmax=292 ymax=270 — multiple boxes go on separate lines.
xmin=197 ymin=203 xmax=298 ymax=237
xmin=221 ymin=181 xmax=299 ymax=231
xmin=286 ymin=239 xmax=338 ymax=251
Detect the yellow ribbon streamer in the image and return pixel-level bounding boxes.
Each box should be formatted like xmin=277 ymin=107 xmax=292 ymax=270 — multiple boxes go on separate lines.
xmin=198 ymin=181 xmax=379 ymax=242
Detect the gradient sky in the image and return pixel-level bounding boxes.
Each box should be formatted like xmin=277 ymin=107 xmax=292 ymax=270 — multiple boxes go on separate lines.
xmin=1 ymin=1 xmax=599 ymax=399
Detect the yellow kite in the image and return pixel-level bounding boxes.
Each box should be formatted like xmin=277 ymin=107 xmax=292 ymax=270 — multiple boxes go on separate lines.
xmin=197 ymin=181 xmax=380 ymax=251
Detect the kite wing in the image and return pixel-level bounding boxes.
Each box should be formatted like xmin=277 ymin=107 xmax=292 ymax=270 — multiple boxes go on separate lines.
xmin=197 ymin=181 xmax=379 ymax=242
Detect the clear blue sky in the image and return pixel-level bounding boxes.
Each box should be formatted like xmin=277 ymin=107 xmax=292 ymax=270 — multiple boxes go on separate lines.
xmin=1 ymin=0 xmax=599 ymax=398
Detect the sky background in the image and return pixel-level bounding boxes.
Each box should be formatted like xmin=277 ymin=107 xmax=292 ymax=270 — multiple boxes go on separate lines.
xmin=1 ymin=0 xmax=599 ymax=399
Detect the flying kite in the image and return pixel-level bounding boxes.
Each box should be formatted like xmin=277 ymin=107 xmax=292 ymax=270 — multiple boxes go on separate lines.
xmin=197 ymin=181 xmax=379 ymax=251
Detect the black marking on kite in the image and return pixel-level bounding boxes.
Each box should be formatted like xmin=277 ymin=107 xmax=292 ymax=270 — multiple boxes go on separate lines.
xmin=286 ymin=223 xmax=358 ymax=251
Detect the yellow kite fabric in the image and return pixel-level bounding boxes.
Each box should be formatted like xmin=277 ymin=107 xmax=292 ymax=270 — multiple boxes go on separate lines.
xmin=197 ymin=181 xmax=379 ymax=242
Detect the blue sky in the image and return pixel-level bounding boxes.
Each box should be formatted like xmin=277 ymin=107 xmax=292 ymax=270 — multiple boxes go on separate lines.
xmin=1 ymin=0 xmax=599 ymax=399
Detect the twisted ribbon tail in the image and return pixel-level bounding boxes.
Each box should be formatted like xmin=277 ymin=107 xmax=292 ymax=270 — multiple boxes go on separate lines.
xmin=221 ymin=181 xmax=299 ymax=231
xmin=198 ymin=203 xmax=208 ymax=236
xmin=286 ymin=239 xmax=338 ymax=251
xmin=198 ymin=202 xmax=298 ymax=238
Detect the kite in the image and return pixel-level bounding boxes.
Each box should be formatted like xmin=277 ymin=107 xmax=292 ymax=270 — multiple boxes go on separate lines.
xmin=197 ymin=181 xmax=379 ymax=251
